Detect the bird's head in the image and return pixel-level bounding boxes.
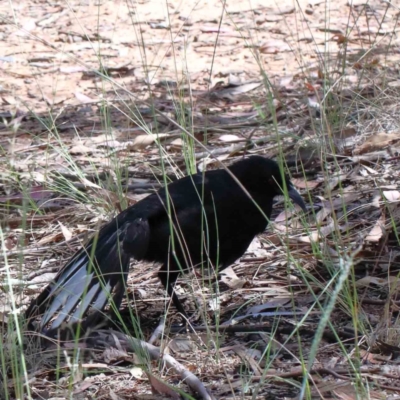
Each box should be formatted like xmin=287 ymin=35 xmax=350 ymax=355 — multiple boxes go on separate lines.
xmin=229 ymin=156 xmax=307 ymax=211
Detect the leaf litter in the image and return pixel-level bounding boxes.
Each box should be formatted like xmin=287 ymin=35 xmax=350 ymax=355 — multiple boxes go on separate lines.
xmin=1 ymin=0 xmax=400 ymax=398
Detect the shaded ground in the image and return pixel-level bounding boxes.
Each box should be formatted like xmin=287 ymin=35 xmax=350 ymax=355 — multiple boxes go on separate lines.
xmin=1 ymin=0 xmax=400 ymax=398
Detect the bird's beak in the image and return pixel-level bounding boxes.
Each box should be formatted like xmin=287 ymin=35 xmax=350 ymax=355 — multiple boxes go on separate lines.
xmin=288 ymin=185 xmax=307 ymax=212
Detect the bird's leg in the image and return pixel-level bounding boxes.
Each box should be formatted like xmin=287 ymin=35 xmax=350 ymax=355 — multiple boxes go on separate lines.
xmin=170 ymin=285 xmax=190 ymax=321
xmin=157 ymin=269 xmax=190 ymax=321
xmin=107 ymin=277 xmax=128 ymax=324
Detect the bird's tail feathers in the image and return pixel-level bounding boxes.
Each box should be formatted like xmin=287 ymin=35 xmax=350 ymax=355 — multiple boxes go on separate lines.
xmin=25 ymin=229 xmax=130 ymax=337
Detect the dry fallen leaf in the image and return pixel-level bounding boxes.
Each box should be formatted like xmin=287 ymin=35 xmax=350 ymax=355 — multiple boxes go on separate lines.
xmin=127 ymin=133 xmax=170 ymax=150
xmin=274 ymin=204 xmax=304 ymax=222
xmin=146 ymin=372 xmax=180 ymax=399
xmin=383 ymin=190 xmax=400 ymax=202
xmin=58 ymin=221 xmax=72 ymax=241
xmin=80 ymin=177 xmax=102 ymax=189
xmin=28 ymin=272 xmax=57 ymax=286
xmin=356 ymin=276 xmax=395 ymax=288
xmin=220 ymin=266 xmax=245 ymax=289
xmin=365 ymin=216 xmax=385 ymax=242
xmin=37 ymin=232 xmax=64 ymax=245
xmin=70 ymin=143 xmax=97 ymax=154
xmin=334 ymin=382 xmax=386 ymax=400
xmin=315 ymin=206 xmax=332 ymax=224
xmin=362 ymin=165 xmax=379 ymax=175
xmin=74 ymin=90 xmax=95 ymax=103
xmin=169 ymin=138 xmax=183 ymax=149
xmin=167 ymin=337 xmax=197 ymax=353
xmin=353 ymin=132 xmax=400 ymax=155
xmin=298 ymin=218 xmax=336 ymax=242
xmin=292 ymin=178 xmax=320 ymax=189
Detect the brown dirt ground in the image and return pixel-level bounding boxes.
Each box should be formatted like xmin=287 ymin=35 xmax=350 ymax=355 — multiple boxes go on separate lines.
xmin=1 ymin=0 xmax=400 ymax=399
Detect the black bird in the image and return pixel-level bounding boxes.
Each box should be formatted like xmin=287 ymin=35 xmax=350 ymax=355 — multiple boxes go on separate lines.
xmin=26 ymin=156 xmax=306 ymax=336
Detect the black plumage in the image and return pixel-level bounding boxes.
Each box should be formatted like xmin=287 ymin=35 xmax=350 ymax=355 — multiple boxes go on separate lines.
xmin=26 ymin=156 xmax=306 ymax=336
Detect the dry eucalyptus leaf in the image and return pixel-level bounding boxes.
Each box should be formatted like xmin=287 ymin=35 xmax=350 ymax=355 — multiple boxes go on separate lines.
xmin=91 ymin=131 xmax=122 ymax=143
xmin=298 ymin=218 xmax=336 ymax=242
xmin=220 ymin=266 xmax=245 ymax=289
xmin=58 ymin=221 xmax=72 ymax=241
xmin=197 ymin=154 xmax=230 ymax=172
xmin=327 ymin=177 xmax=340 ymax=191
xmin=127 ymin=133 xmax=170 ymax=150
xmin=74 ymin=91 xmax=95 ymax=104
xmin=383 ymin=191 xmax=400 ymax=202
xmin=2 ymin=96 xmax=17 ymax=105
xmin=214 ymin=82 xmax=262 ymax=97
xmin=363 ymin=165 xmax=379 ymax=175
xmin=167 ymin=337 xmax=196 ymax=353
xmin=130 ymin=367 xmax=144 ymax=379
xmin=37 ymin=232 xmax=64 ymax=245
xmin=333 ymin=382 xmax=386 ymax=400
xmin=274 ymin=204 xmax=304 ymax=222
xmin=28 ymin=272 xmax=57 ymax=285
xmin=81 ymin=177 xmax=102 ymax=189
xmin=70 ymin=143 xmax=95 ymax=154
xmin=103 ymin=347 xmax=131 ymax=364
xmin=353 ymin=132 xmax=400 ymax=155
xmin=356 ymin=276 xmax=390 ymax=287
xmin=365 ymin=217 xmax=385 ymax=242
xmin=170 ymin=138 xmax=183 ymax=148
xmin=146 ymin=372 xmax=180 ymax=400
xmin=292 ymin=178 xmax=320 ymax=189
